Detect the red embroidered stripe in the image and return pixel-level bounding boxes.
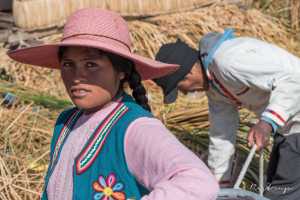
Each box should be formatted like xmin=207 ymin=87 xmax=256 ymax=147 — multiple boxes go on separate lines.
xmin=50 ymin=109 xmax=81 ymax=171
xmin=53 ymin=111 xmax=77 ymax=150
xmin=236 ymin=87 xmax=249 ymax=96
xmin=76 ymin=102 xmax=128 ymax=174
xmin=78 ymin=103 xmax=123 ymax=159
xmin=211 ymin=72 xmax=241 ymax=105
xmin=266 ymin=109 xmax=285 ymax=123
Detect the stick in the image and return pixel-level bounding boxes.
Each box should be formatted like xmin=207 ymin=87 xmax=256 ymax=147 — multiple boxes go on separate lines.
xmin=259 ymin=151 xmax=264 ymax=196
xmin=234 ymin=144 xmax=257 ymax=189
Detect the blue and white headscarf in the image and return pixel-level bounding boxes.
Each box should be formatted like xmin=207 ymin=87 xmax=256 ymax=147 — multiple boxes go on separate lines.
xmin=199 ymin=28 xmax=235 ymax=72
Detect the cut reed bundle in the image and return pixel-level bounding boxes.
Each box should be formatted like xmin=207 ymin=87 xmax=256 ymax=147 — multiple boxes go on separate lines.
xmin=13 ymin=0 xmax=217 ymax=30
xmin=252 ymin=0 xmax=300 ymax=32
xmin=4 ymin=3 xmax=299 ymax=98
xmin=0 ymin=102 xmax=58 ymax=199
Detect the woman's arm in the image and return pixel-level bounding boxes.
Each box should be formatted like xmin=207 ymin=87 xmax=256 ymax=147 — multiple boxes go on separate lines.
xmin=124 ymin=117 xmax=219 ymax=200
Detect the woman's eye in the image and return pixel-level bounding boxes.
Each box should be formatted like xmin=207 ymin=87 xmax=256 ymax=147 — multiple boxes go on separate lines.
xmin=86 ymin=62 xmax=99 ymax=69
xmin=62 ymin=62 xmax=73 ymax=69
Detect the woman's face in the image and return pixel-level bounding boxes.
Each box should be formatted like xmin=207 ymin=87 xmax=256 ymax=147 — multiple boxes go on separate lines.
xmin=177 ymin=62 xmax=209 ymax=93
xmin=60 ymin=47 xmax=125 ymax=113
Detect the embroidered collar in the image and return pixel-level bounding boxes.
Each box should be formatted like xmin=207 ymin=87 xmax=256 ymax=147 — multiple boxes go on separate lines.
xmin=49 ymin=96 xmax=129 ymax=176
xmin=49 ymin=109 xmax=82 ymax=174
xmin=75 ymin=102 xmax=128 ymax=174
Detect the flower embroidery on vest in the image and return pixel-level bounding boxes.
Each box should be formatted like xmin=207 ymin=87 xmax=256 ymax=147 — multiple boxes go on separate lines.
xmin=76 ymin=102 xmax=128 ymax=174
xmin=93 ymin=173 xmax=126 ymax=200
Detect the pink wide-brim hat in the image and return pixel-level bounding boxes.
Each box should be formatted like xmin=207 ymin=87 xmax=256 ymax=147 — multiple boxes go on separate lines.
xmin=7 ymin=8 xmax=178 ymax=80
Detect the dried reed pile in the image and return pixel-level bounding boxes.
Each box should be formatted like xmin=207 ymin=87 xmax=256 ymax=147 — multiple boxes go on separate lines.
xmin=252 ymin=0 xmax=300 ymax=32
xmin=0 ymin=103 xmax=58 ymax=199
xmin=13 ymin=0 xmax=216 ymax=30
xmin=3 ymin=3 xmax=299 ymax=99
xmin=0 ymin=2 xmax=298 ymax=199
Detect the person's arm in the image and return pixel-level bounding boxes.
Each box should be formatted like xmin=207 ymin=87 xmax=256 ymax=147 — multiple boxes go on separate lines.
xmin=215 ymin=37 xmax=300 ymax=149
xmin=246 ymin=65 xmax=300 ymax=149
xmin=124 ymin=117 xmax=219 ymax=200
xmin=207 ymin=93 xmax=239 ymax=182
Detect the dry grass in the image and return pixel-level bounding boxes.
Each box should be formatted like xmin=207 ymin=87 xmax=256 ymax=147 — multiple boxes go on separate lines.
xmin=3 ymin=3 xmax=300 ymax=98
xmin=252 ymin=0 xmax=300 ymax=32
xmin=14 ymin=0 xmax=217 ymax=30
xmin=0 ymin=103 xmax=58 ymax=199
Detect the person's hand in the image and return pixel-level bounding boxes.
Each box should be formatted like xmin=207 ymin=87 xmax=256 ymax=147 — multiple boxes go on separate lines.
xmin=247 ymin=120 xmax=272 ymax=151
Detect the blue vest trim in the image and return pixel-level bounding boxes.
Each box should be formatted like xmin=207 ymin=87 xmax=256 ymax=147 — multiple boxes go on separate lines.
xmin=203 ymin=28 xmax=235 ymax=71
xmin=75 ymin=102 xmax=129 ymax=174
xmin=49 ymin=109 xmax=82 ymax=173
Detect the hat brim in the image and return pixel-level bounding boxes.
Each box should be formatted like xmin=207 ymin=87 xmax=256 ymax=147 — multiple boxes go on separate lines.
xmin=164 ymin=87 xmax=178 ymax=104
xmin=7 ymin=37 xmax=179 ymax=80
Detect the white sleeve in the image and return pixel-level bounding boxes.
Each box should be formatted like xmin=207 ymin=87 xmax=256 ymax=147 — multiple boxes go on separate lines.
xmin=216 ymin=37 xmax=300 ymax=127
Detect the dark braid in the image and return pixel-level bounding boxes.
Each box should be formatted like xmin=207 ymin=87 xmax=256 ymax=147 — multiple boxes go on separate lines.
xmin=126 ymin=63 xmax=151 ymax=112
xmin=106 ymin=53 xmax=151 ymax=112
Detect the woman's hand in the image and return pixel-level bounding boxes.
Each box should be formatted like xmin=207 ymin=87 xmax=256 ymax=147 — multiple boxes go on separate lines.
xmin=247 ymin=120 xmax=272 ymax=151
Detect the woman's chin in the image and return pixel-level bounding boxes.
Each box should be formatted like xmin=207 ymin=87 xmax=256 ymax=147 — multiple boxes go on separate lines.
xmin=70 ymin=99 xmax=92 ymax=109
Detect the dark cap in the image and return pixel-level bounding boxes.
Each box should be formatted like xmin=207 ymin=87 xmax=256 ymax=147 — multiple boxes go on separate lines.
xmin=153 ymin=39 xmax=198 ymax=103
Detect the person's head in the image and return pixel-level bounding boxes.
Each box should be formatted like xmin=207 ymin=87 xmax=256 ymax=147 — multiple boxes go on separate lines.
xmin=58 ymin=46 xmax=152 ymax=113
xmin=8 ymin=8 xmax=178 ymax=112
xmin=154 ymin=40 xmax=208 ymax=104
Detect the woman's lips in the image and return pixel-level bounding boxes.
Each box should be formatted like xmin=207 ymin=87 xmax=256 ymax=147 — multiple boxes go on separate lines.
xmin=70 ymin=87 xmax=90 ymax=98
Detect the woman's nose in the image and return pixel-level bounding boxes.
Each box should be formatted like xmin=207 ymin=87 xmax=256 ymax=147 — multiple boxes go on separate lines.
xmin=73 ymin=66 xmax=88 ymax=83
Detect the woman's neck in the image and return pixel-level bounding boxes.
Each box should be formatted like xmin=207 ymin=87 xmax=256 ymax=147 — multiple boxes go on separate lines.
xmin=82 ymin=90 xmax=124 ymax=115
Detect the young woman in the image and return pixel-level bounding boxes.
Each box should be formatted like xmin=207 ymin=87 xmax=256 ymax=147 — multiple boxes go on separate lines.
xmin=8 ymin=8 xmax=219 ymax=200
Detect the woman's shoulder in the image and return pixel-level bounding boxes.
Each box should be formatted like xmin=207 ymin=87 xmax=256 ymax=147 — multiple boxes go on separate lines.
xmin=122 ymin=95 xmax=152 ymax=118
